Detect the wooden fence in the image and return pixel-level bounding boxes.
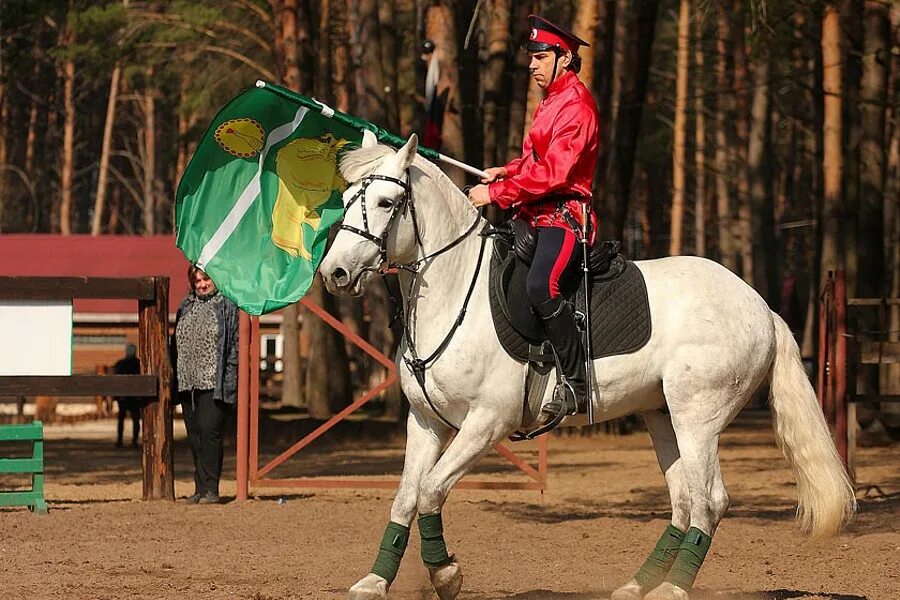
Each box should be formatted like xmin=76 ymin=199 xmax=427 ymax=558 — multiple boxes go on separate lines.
xmin=0 ymin=276 xmax=174 ymax=500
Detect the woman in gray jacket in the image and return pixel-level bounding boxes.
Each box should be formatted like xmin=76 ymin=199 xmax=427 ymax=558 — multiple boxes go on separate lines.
xmin=172 ymin=265 xmax=239 ymax=504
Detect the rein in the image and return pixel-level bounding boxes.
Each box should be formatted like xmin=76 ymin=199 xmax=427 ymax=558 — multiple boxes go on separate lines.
xmin=339 ymin=169 xmax=486 ymax=431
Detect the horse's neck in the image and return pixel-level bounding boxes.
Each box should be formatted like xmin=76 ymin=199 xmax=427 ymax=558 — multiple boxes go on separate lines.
xmin=398 ymin=171 xmax=486 ymax=351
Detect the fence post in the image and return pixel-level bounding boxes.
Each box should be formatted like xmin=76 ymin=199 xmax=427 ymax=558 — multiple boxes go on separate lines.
xmin=236 ymin=311 xmax=250 ymax=501
xmin=138 ymin=276 xmax=174 ymax=500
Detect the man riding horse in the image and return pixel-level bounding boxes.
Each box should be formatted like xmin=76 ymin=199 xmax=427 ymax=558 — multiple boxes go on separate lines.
xmin=468 ymin=14 xmax=599 ymax=419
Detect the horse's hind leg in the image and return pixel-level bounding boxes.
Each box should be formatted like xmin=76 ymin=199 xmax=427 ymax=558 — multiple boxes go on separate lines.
xmin=612 ymin=410 xmax=691 ymax=600
xmin=644 ymin=400 xmax=731 ymax=600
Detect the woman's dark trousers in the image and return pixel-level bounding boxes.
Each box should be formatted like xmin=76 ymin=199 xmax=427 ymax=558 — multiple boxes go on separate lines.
xmin=180 ymin=389 xmax=226 ymax=496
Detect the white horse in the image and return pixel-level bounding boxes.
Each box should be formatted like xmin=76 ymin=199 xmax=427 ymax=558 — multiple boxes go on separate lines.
xmin=319 ymin=132 xmax=856 ymax=600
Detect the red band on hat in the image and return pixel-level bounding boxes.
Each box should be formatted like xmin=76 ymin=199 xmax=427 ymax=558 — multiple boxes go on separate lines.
xmin=529 ymin=27 xmax=576 ymax=52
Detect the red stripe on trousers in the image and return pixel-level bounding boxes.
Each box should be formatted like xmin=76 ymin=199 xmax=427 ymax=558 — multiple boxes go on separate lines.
xmin=548 ymin=229 xmax=576 ymax=299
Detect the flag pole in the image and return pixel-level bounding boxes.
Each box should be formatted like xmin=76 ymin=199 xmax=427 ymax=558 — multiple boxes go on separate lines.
xmin=256 ymin=81 xmax=488 ymax=180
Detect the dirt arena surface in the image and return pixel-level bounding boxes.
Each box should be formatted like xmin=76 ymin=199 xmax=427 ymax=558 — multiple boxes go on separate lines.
xmin=0 ymin=411 xmax=897 ymax=600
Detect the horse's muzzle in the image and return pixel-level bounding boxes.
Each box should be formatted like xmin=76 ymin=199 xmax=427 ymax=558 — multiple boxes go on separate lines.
xmin=322 ymin=266 xmax=372 ymax=297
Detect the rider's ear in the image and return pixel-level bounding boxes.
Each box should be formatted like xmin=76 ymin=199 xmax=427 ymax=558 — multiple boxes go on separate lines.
xmin=362 ymin=129 xmax=378 ymax=148
xmin=396 ymin=134 xmax=419 ymax=169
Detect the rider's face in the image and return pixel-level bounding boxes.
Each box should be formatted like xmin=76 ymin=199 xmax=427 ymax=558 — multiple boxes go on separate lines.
xmin=528 ymin=50 xmax=571 ymax=89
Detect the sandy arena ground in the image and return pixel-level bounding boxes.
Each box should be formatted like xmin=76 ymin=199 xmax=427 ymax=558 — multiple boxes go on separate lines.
xmin=0 ymin=410 xmax=897 ymax=600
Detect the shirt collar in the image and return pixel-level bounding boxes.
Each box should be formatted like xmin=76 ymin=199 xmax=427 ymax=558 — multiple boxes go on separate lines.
xmin=544 ymin=70 xmax=576 ymax=98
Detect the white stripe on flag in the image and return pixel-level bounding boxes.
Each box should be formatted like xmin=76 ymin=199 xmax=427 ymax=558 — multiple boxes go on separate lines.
xmin=196 ymin=106 xmax=310 ymax=269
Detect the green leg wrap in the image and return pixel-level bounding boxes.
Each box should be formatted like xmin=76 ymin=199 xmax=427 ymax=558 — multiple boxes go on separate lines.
xmin=665 ymin=526 xmax=712 ymax=591
xmin=371 ymin=522 xmax=410 ymax=583
xmin=418 ymin=512 xmax=451 ymax=568
xmin=634 ymin=524 xmax=686 ymax=589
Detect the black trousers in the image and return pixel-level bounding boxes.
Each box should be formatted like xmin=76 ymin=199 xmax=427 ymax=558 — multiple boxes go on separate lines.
xmin=180 ymin=389 xmax=227 ymax=495
xmin=525 ymin=225 xmax=582 ymax=307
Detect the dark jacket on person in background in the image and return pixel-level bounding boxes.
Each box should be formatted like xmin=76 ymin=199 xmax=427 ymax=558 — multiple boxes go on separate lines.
xmin=170 ymin=293 xmax=239 ymax=405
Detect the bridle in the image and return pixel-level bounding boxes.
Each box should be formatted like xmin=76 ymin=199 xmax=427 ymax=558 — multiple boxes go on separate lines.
xmin=338 ymin=173 xmax=413 ymax=271
xmin=336 ymin=168 xmax=487 ymax=431
xmin=338 ymin=170 xmax=482 ymax=275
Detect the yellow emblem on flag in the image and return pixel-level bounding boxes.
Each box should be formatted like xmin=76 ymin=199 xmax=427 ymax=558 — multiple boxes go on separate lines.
xmin=214 ymin=118 xmax=265 ymax=158
xmin=271 ymin=133 xmax=349 ymax=259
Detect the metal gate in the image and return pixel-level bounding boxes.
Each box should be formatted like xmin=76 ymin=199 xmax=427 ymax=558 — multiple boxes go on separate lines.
xmin=235 ymin=303 xmax=547 ymax=499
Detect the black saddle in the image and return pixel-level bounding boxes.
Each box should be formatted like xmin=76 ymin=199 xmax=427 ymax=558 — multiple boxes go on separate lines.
xmin=485 ymin=220 xmax=652 ymax=366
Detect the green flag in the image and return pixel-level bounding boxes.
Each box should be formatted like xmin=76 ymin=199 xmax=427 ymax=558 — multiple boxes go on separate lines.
xmin=176 ymin=83 xmax=367 ymax=315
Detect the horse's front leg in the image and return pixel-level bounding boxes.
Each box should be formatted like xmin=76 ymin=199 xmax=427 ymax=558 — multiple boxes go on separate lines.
xmin=416 ymin=413 xmax=509 ymax=600
xmin=348 ymin=409 xmax=450 ymax=600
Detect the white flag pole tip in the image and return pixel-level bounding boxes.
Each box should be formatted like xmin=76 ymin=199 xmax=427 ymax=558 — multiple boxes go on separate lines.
xmin=255 ymin=80 xmax=266 ymax=88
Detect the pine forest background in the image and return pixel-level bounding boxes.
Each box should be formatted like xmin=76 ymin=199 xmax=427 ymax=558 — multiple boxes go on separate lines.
xmin=0 ymin=1 xmax=897 ymax=425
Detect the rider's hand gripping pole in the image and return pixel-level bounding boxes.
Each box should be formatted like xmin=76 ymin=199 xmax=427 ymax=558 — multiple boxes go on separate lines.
xmin=581 ymin=201 xmax=595 ymax=424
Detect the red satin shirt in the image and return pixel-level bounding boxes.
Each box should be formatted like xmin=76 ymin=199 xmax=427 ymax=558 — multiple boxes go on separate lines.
xmin=488 ymin=70 xmax=599 ymax=238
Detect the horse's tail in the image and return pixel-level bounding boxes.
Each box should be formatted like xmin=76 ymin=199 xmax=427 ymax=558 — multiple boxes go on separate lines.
xmin=768 ymin=312 xmax=856 ymax=537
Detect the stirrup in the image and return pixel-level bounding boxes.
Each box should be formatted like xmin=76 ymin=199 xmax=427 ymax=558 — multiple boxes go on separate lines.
xmin=542 ymin=380 xmax=578 ymax=417
xmin=509 ymin=396 xmax=569 ymax=441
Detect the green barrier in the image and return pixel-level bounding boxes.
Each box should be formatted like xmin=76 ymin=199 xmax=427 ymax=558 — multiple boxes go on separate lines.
xmin=0 ymin=421 xmax=48 ymax=514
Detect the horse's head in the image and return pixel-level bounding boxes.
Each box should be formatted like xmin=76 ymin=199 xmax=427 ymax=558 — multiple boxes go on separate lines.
xmin=320 ymin=131 xmax=420 ymax=296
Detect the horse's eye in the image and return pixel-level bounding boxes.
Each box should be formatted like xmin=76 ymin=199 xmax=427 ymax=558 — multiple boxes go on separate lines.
xmin=377 ymin=198 xmax=393 ymax=209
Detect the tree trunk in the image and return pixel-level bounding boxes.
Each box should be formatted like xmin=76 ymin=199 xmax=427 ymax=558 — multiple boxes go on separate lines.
xmin=92 ymin=62 xmax=121 ymax=236
xmin=801 ymin=7 xmax=826 ymax=358
xmin=842 ymin=0 xmax=864 ymax=295
xmin=142 ymin=67 xmax=157 ymax=235
xmin=297 ymin=0 xmax=315 ymax=94
xmin=670 ymin=0 xmax=691 ymax=256
xmin=333 ymin=0 xmax=352 ymax=112
xmin=107 ymin=184 xmax=121 ymax=234
xmin=572 ymin=0 xmax=599 ymax=90
xmin=857 ymin=0 xmax=889 ymax=298
xmin=277 ymin=0 xmax=303 ymax=408
xmin=280 ymin=303 xmax=303 ymax=407
xmin=731 ymin=2 xmax=752 ymax=283
xmin=482 ymin=0 xmax=511 ymax=168
xmin=693 ymin=9 xmax=707 ymax=257
xmin=280 ymin=0 xmax=300 ymax=91
xmin=59 ymin=22 xmax=75 ymax=235
xmin=396 ymin=0 xmax=416 ymax=136
xmin=0 ymin=48 xmax=6 ymax=233
xmin=749 ymin=55 xmax=774 ymax=303
xmin=714 ymin=4 xmax=736 ymax=270
xmin=820 ymin=5 xmax=844 ymax=281
xmin=425 ymin=3 xmax=465 ymax=186
xmin=304 ymin=280 xmax=353 ymax=419
xmin=357 ymin=0 xmax=386 ymax=124
xmin=315 ymin=0 xmax=333 ymax=104
xmin=602 ymin=0 xmax=660 ymax=241
xmin=378 ymin=0 xmax=400 ymax=132
xmin=176 ymin=75 xmax=191 ymax=185
xmin=593 ymin=0 xmax=615 ymax=202
xmin=881 ymin=2 xmax=899 ymax=394
xmin=506 ymin=1 xmax=533 ymax=164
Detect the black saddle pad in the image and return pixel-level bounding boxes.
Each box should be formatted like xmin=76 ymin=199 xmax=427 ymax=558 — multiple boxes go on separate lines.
xmin=488 ymin=238 xmax=652 ymax=364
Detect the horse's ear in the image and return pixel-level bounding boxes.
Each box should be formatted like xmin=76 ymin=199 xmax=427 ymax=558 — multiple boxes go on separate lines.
xmin=361 ymin=129 xmax=377 ymax=148
xmin=396 ymin=134 xmax=419 ymax=169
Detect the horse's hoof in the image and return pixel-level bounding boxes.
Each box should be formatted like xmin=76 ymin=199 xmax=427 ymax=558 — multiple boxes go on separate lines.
xmin=428 ymin=557 xmax=463 ymax=600
xmin=348 ymin=573 xmax=389 ymax=600
xmin=644 ymin=582 xmax=690 ymax=600
xmin=610 ymin=578 xmax=645 ymax=600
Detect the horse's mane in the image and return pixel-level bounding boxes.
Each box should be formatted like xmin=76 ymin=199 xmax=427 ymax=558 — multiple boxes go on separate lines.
xmin=339 ymin=144 xmax=478 ymax=220
xmin=339 ymin=146 xmax=393 ymax=182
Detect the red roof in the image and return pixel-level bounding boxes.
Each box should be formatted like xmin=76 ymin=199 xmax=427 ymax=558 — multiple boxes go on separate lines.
xmin=0 ymin=235 xmax=191 ymax=314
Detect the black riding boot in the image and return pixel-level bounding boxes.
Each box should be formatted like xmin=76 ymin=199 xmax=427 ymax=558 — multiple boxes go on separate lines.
xmin=533 ymin=298 xmax=587 ymax=416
